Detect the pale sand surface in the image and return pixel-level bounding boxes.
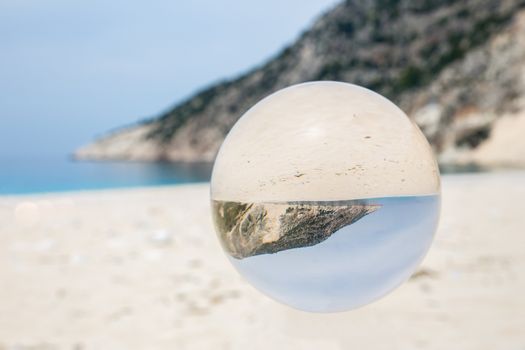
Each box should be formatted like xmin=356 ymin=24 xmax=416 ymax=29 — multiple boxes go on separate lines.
xmin=212 ymin=82 xmax=440 ymax=203
xmin=0 ymin=172 xmax=524 ymax=350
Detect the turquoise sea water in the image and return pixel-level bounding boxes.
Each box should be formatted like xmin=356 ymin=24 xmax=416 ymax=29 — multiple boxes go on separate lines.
xmin=0 ymin=156 xmax=212 ymax=195
xmin=0 ymin=155 xmax=480 ymax=195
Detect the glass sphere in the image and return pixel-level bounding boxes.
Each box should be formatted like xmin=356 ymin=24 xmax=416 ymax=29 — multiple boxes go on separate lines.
xmin=210 ymin=81 xmax=440 ymax=312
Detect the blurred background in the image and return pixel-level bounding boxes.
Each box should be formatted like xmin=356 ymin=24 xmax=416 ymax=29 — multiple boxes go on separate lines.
xmin=0 ymin=0 xmax=338 ymax=193
xmin=0 ymin=0 xmax=524 ymax=349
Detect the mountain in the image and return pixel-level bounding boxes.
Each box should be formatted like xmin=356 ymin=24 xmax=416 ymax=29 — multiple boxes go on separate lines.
xmin=75 ymin=0 xmax=525 ymax=167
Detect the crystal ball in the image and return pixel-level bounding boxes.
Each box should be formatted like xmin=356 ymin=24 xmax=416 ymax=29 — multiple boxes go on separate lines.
xmin=210 ymin=81 xmax=440 ymax=312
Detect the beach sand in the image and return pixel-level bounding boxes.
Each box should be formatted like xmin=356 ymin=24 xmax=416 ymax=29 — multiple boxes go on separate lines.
xmin=0 ymin=172 xmax=524 ymax=350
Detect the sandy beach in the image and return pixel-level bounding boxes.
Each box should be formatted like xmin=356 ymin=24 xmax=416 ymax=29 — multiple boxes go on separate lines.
xmin=0 ymin=171 xmax=524 ymax=350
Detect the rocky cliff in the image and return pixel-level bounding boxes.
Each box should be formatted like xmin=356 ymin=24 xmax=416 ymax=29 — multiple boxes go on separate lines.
xmin=75 ymin=0 xmax=525 ymax=167
xmin=212 ymin=200 xmax=380 ymax=259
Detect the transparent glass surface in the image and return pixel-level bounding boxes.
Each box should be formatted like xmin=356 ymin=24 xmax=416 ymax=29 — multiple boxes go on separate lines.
xmin=211 ymin=82 xmax=441 ymax=312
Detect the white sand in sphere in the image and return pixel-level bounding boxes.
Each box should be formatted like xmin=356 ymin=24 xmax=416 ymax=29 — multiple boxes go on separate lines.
xmin=212 ymin=81 xmax=440 ymax=202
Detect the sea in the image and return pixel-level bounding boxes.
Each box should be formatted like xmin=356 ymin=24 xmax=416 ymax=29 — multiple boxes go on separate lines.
xmin=0 ymin=155 xmax=486 ymax=195
xmin=0 ymin=155 xmax=213 ymax=195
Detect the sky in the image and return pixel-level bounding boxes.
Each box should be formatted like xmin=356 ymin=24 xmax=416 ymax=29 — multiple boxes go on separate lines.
xmin=0 ymin=0 xmax=339 ymax=158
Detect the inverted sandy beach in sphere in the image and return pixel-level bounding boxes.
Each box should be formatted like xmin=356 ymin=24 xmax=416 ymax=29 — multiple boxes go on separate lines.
xmin=211 ymin=81 xmax=440 ymax=203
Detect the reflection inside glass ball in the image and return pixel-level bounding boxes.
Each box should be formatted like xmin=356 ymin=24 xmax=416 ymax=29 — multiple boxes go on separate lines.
xmin=210 ymin=82 xmax=440 ymax=312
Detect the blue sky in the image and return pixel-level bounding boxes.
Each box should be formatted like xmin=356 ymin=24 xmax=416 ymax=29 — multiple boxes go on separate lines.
xmin=0 ymin=0 xmax=339 ymax=157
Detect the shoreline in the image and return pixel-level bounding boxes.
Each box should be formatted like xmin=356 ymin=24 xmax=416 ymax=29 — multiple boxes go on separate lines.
xmin=1 ymin=168 xmax=524 ymax=198
xmin=0 ymin=181 xmax=211 ymax=198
